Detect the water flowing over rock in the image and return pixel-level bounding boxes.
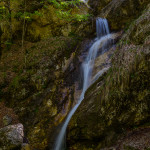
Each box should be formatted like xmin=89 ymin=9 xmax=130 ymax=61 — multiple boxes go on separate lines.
xmin=54 ymin=18 xmax=115 ymax=150
xmin=0 ymin=0 xmax=150 ymax=149
xmin=67 ymin=3 xmax=150 ymax=149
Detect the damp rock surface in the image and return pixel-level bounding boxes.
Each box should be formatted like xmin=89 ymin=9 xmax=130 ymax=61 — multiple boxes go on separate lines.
xmin=0 ymin=0 xmax=150 ymax=149
xmin=67 ymin=2 xmax=150 ymax=149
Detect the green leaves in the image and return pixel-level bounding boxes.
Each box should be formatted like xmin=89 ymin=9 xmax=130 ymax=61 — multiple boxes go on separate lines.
xmin=48 ymin=0 xmax=80 ymax=8
xmin=34 ymin=11 xmax=42 ymax=17
xmin=56 ymin=10 xmax=91 ymax=22
xmin=74 ymin=14 xmax=91 ymax=22
xmin=0 ymin=6 xmax=5 ymax=10
xmin=47 ymin=0 xmax=90 ymax=22
xmin=0 ymin=6 xmax=6 ymax=20
xmin=15 ymin=10 xmax=42 ymax=21
xmin=48 ymin=0 xmax=60 ymax=8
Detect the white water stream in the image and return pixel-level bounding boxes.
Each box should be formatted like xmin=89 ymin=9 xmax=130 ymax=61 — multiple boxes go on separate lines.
xmin=54 ymin=18 xmax=112 ymax=150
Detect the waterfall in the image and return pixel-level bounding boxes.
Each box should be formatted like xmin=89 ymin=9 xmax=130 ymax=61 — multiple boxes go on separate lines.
xmin=96 ymin=18 xmax=110 ymax=39
xmin=54 ymin=18 xmax=112 ymax=150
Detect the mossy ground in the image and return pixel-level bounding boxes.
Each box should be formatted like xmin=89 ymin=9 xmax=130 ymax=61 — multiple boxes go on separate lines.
xmin=0 ymin=36 xmax=82 ymax=149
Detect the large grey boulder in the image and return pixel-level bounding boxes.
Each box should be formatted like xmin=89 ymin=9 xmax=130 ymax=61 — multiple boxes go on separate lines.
xmin=0 ymin=123 xmax=24 ymax=150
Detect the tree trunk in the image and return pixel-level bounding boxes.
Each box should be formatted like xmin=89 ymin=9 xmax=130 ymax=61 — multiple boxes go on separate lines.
xmin=0 ymin=26 xmax=3 ymax=57
xmin=22 ymin=0 xmax=26 ymax=50
xmin=7 ymin=0 xmax=12 ymax=42
xmin=22 ymin=0 xmax=27 ymax=68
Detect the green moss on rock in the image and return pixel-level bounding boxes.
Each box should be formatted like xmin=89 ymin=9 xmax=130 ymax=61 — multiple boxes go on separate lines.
xmin=67 ymin=24 xmax=150 ymax=150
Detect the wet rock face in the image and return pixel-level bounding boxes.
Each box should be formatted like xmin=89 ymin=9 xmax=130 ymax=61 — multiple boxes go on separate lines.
xmin=67 ymin=43 xmax=150 ymax=150
xmin=88 ymin=0 xmax=112 ymax=15
xmin=0 ymin=124 xmax=24 ymax=150
xmin=92 ymin=32 xmax=122 ymax=83
xmin=108 ymin=0 xmax=150 ymax=30
xmin=89 ymin=0 xmax=149 ymax=31
xmin=100 ymin=128 xmax=150 ymax=150
xmin=116 ymin=128 xmax=150 ymax=150
xmin=122 ymin=4 xmax=150 ymax=44
xmin=67 ymin=2 xmax=150 ymax=149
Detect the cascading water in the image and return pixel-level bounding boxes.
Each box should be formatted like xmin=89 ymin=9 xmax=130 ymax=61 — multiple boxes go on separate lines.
xmin=54 ymin=18 xmax=112 ymax=150
xmin=96 ymin=18 xmax=110 ymax=39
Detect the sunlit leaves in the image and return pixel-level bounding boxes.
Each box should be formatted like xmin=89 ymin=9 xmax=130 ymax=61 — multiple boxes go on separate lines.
xmin=15 ymin=10 xmax=42 ymax=22
xmin=48 ymin=0 xmax=80 ymax=8
xmin=74 ymin=14 xmax=91 ymax=21
xmin=48 ymin=0 xmax=90 ymax=22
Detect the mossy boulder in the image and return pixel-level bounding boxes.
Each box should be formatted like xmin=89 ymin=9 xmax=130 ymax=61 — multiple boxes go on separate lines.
xmin=67 ymin=43 xmax=150 ymax=150
xmin=0 ymin=124 xmax=24 ymax=150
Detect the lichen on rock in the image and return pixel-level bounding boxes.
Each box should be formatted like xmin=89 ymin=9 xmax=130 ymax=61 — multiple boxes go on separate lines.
xmin=0 ymin=124 xmax=24 ymax=150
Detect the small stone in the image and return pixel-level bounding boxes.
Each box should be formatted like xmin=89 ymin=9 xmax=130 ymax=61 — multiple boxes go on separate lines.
xmin=50 ymin=106 xmax=57 ymax=116
xmin=47 ymin=99 xmax=52 ymax=107
xmin=0 ymin=123 xmax=24 ymax=149
xmin=3 ymin=115 xmax=12 ymax=126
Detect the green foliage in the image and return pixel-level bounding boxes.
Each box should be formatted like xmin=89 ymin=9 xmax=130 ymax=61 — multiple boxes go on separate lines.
xmin=0 ymin=6 xmax=5 ymax=20
xmin=0 ymin=0 xmax=90 ymax=44
xmin=48 ymin=0 xmax=80 ymax=8
xmin=15 ymin=11 xmax=42 ymax=21
xmin=74 ymin=13 xmax=91 ymax=21
xmin=47 ymin=0 xmax=91 ymax=22
xmin=55 ymin=9 xmax=91 ymax=21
